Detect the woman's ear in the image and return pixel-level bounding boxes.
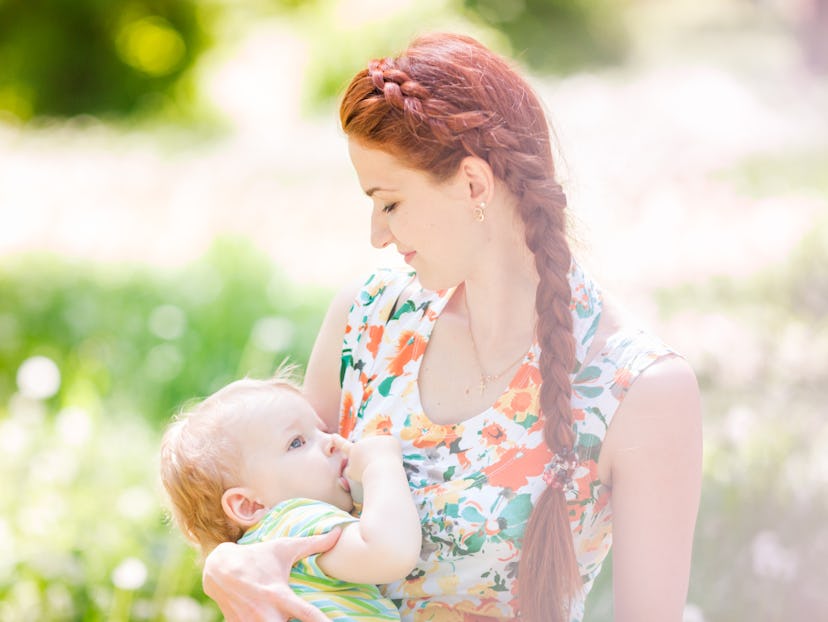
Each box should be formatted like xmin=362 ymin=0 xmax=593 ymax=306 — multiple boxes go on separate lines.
xmin=459 ymin=156 xmax=494 ymax=205
xmin=221 ymin=487 xmax=268 ymax=528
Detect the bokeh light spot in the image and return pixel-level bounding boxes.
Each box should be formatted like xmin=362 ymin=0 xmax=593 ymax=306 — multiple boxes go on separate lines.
xmin=116 ymin=487 xmax=156 ymax=521
xmin=56 ymin=407 xmax=92 ymax=447
xmin=252 ymin=316 xmax=295 ymax=353
xmin=163 ymin=596 xmax=205 ymax=622
xmin=112 ymin=557 xmax=148 ymax=591
xmin=16 ymin=356 xmax=61 ymax=400
xmin=149 ymin=304 xmax=187 ymax=340
xmin=145 ymin=344 xmax=183 ymax=382
xmin=116 ymin=16 xmax=186 ymax=77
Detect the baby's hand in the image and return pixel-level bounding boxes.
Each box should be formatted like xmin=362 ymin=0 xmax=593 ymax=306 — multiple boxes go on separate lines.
xmin=339 ymin=435 xmax=403 ymax=484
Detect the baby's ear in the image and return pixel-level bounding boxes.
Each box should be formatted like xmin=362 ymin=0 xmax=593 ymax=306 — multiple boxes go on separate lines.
xmin=221 ymin=487 xmax=268 ymax=528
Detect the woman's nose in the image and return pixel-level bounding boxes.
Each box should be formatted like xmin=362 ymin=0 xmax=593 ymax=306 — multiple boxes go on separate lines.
xmin=370 ymin=209 xmax=392 ymax=249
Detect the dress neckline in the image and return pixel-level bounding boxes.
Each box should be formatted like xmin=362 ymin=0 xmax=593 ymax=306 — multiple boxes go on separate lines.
xmin=403 ymin=261 xmax=603 ymax=430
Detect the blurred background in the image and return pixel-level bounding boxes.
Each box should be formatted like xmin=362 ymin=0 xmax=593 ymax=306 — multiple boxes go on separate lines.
xmin=1 ymin=0 xmax=826 ymax=620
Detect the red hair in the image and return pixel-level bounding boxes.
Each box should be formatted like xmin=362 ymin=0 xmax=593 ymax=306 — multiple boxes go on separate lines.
xmin=340 ymin=33 xmax=580 ymax=622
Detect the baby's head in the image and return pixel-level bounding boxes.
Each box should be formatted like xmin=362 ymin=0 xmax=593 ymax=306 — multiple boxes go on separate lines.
xmin=160 ymin=370 xmax=352 ymax=555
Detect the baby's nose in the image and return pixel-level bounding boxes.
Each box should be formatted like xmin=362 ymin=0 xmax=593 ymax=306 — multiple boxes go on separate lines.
xmin=323 ymin=432 xmax=338 ymax=456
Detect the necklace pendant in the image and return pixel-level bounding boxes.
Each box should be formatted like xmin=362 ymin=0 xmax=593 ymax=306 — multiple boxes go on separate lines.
xmin=479 ymin=376 xmax=487 ymax=395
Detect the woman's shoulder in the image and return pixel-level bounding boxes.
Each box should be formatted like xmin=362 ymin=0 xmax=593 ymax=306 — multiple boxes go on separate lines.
xmin=351 ymin=267 xmax=418 ymax=311
xmin=595 ymin=297 xmax=702 ymax=477
xmin=582 ymin=292 xmax=675 ymax=372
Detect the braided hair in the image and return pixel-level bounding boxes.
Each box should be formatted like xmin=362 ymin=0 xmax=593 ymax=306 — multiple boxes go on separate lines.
xmin=340 ymin=33 xmax=580 ymax=622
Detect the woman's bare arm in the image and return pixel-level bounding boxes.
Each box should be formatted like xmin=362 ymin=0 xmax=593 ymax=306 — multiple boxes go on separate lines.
xmin=603 ymin=356 xmax=703 ymax=622
xmin=304 ymin=282 xmax=362 ymax=431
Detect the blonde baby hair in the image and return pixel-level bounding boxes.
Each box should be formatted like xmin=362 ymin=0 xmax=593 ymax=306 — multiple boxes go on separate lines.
xmin=159 ymin=363 xmax=302 ymax=556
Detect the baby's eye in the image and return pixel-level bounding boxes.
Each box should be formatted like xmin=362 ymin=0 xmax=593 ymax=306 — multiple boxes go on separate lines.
xmin=288 ymin=436 xmax=305 ymax=450
xmin=383 ymin=202 xmax=399 ymax=214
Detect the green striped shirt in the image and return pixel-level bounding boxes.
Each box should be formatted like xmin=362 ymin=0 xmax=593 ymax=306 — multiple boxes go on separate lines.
xmin=238 ymin=498 xmax=400 ymax=621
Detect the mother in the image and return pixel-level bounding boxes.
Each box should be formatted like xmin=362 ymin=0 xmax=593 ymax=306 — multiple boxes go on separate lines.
xmin=204 ymin=32 xmax=702 ymax=622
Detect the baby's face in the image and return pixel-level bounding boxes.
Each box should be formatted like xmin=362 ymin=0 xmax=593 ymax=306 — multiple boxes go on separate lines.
xmin=234 ymin=390 xmax=353 ymax=512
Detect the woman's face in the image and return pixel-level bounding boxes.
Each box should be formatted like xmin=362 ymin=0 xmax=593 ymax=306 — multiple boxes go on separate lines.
xmin=347 ymin=138 xmax=480 ymax=290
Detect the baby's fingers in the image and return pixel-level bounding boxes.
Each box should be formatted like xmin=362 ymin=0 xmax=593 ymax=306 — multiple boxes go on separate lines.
xmin=331 ymin=434 xmax=353 ymax=455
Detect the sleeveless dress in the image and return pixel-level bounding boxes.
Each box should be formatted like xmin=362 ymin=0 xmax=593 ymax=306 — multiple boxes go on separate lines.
xmin=338 ymin=262 xmax=676 ymax=622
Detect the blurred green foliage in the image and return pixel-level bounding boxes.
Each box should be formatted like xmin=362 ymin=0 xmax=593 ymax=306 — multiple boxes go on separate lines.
xmin=0 ymin=0 xmax=634 ymax=122
xmin=0 ymin=0 xmax=211 ymax=121
xmin=295 ymin=0 xmax=632 ymax=111
xmin=461 ymin=0 xmax=630 ymax=72
xmin=0 ymin=237 xmax=331 ymax=425
xmin=0 ymin=239 xmax=332 ymax=620
xmin=1 ymin=223 xmax=826 ymax=618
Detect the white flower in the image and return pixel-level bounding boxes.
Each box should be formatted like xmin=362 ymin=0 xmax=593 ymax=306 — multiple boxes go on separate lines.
xmin=112 ymin=557 xmax=148 ymax=590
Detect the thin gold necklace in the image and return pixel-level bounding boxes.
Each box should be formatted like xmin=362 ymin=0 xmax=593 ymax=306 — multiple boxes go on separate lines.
xmin=464 ymin=296 xmax=528 ymax=395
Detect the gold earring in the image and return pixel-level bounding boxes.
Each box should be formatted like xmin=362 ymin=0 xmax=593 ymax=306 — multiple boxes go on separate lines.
xmin=473 ymin=201 xmax=486 ymax=222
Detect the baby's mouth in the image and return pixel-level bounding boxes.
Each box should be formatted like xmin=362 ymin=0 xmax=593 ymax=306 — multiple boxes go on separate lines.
xmin=339 ymin=458 xmax=350 ymax=492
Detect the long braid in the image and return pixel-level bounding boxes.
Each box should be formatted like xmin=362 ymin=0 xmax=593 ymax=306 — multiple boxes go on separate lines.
xmin=487 ymin=127 xmax=580 ymax=622
xmin=340 ymin=33 xmax=582 ymax=622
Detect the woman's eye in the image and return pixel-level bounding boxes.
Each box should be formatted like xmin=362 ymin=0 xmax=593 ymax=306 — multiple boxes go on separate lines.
xmin=383 ymin=202 xmax=399 ymax=213
xmin=288 ymin=436 xmax=305 ymax=450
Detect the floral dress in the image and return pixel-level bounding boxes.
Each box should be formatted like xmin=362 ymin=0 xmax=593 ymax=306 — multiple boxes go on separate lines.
xmin=338 ymin=262 xmax=676 ymax=622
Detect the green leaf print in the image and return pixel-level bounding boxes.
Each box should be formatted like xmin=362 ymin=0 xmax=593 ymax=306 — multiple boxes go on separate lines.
xmin=377 ymin=376 xmax=395 ymax=397
xmin=391 ymin=299 xmax=416 ymax=320
xmin=574 ymin=385 xmax=603 ymax=399
xmin=582 ymin=311 xmax=601 ymax=340
xmin=444 ymin=503 xmax=460 ymax=519
xmin=578 ymin=433 xmax=602 ymax=449
xmin=456 ymin=532 xmax=485 ymax=555
xmin=492 ymin=572 xmax=509 ymax=592
xmin=497 ymin=493 xmax=533 ymax=540
xmin=461 ymin=505 xmax=485 ymax=524
xmin=516 ymin=413 xmax=538 ymax=430
xmin=339 ymin=351 xmax=352 ymax=386
xmin=575 ymin=365 xmax=602 ymax=382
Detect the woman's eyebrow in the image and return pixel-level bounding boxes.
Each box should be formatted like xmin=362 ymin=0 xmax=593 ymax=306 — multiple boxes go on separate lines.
xmin=365 ymin=186 xmax=398 ymax=197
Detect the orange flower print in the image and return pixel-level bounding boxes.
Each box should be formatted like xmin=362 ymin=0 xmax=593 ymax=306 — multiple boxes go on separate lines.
xmin=593 ymin=484 xmax=610 ymax=516
xmin=339 ymin=391 xmax=356 ymax=439
xmin=509 ymin=391 xmax=532 ymax=413
xmin=400 ymin=412 xmax=446 ymax=449
xmin=611 ymin=366 xmax=634 ymax=399
xmin=614 ymin=366 xmax=632 ymax=390
xmin=367 ymin=325 xmax=384 ymax=358
xmin=481 ymin=423 xmax=507 ymax=446
xmin=388 ymin=330 xmax=427 ymax=376
xmin=510 ymin=364 xmax=541 ymax=390
xmin=482 ymin=444 xmax=551 ymax=489
xmin=364 ymin=414 xmax=393 ymax=436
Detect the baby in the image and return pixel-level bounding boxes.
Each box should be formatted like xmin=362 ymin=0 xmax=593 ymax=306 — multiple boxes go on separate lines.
xmin=159 ymin=369 xmax=421 ymax=621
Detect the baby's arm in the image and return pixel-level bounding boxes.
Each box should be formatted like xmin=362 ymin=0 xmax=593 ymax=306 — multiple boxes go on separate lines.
xmin=318 ymin=436 xmax=421 ymax=585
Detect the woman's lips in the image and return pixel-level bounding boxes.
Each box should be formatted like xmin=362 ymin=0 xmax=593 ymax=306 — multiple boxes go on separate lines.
xmin=402 ymin=251 xmax=416 ymax=265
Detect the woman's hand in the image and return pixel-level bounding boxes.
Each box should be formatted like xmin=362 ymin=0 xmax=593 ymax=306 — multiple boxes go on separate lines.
xmin=202 ymin=528 xmax=341 ymax=622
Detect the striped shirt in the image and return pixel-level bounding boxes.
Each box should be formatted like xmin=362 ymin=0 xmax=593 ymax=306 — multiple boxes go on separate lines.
xmin=238 ymin=497 xmax=401 ymax=621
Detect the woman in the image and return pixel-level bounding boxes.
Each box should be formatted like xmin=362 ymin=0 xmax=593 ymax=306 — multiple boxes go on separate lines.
xmin=203 ymin=33 xmax=702 ymax=622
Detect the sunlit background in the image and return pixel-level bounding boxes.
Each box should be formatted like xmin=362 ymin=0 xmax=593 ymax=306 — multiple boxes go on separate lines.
xmin=1 ymin=0 xmax=827 ymax=620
